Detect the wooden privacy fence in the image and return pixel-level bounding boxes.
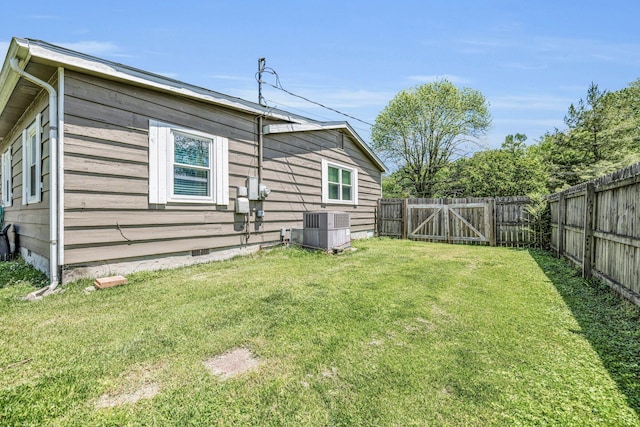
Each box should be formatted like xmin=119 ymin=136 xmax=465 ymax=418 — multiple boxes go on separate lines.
xmin=377 ymin=196 xmax=537 ymax=247
xmin=549 ymin=163 xmax=640 ymax=306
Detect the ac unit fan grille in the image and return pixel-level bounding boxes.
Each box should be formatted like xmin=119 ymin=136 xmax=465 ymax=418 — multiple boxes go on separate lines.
xmin=333 ymin=213 xmax=349 ymax=229
xmin=304 ymin=213 xmax=320 ymax=229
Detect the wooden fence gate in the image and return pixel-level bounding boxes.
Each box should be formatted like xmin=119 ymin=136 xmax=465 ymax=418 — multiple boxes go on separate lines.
xmin=407 ymin=202 xmax=494 ymax=244
xmin=377 ymin=197 xmax=535 ymax=247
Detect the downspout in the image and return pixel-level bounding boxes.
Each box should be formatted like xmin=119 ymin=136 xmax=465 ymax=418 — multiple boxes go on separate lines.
xmin=9 ymin=58 xmax=60 ymax=290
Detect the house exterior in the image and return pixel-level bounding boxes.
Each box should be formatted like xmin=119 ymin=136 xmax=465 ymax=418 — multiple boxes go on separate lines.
xmin=0 ymin=37 xmax=386 ymax=285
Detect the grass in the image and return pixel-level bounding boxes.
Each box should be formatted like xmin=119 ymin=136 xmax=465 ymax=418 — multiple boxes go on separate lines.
xmin=0 ymin=257 xmax=49 ymax=289
xmin=1 ymin=239 xmax=639 ymax=425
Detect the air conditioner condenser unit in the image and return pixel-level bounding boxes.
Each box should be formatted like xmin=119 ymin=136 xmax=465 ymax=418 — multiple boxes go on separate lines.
xmin=303 ymin=211 xmax=350 ymax=251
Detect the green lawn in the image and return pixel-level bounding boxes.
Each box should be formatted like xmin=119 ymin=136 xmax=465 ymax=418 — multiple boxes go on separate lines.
xmin=1 ymin=239 xmax=639 ymax=426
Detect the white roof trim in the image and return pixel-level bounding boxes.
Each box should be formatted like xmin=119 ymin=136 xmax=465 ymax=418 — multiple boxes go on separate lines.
xmin=19 ymin=38 xmax=302 ymax=124
xmin=263 ymin=123 xmax=346 ymax=134
xmin=1 ymin=38 xmax=386 ymax=171
xmin=0 ymin=41 xmax=31 ymax=142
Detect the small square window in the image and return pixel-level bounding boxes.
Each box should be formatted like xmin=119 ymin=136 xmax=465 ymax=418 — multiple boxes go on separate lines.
xmin=321 ymin=159 xmax=358 ymax=205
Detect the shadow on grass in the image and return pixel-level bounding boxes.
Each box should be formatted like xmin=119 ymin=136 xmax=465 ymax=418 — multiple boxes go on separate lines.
xmin=528 ymin=249 xmax=640 ymax=415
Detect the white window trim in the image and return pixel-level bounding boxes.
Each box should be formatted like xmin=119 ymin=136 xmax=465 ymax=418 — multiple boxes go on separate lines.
xmin=149 ymin=120 xmax=229 ymax=205
xmin=2 ymin=148 xmax=12 ymax=207
xmin=22 ymin=114 xmax=42 ymax=205
xmin=321 ymin=159 xmax=358 ymax=205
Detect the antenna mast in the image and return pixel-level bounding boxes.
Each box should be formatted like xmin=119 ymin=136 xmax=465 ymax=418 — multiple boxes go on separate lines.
xmin=258 ymin=57 xmax=266 ymax=106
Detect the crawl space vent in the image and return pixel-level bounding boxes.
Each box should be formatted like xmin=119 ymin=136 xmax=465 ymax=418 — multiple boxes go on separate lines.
xmin=192 ymin=249 xmax=210 ymax=257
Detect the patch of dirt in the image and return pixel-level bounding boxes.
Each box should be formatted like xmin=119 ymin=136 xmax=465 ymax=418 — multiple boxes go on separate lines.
xmin=95 ymin=362 xmax=164 ymax=409
xmin=203 ymin=347 xmax=260 ymax=380
xmin=415 ymin=317 xmax=435 ymax=330
xmin=321 ymin=367 xmax=338 ymax=378
xmin=95 ymin=383 xmax=160 ymax=408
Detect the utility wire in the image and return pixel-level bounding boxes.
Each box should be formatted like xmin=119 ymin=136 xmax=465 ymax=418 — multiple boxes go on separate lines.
xmin=256 ymin=67 xmax=375 ymax=127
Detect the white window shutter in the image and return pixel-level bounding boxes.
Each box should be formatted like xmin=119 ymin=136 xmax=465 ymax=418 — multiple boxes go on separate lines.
xmin=8 ymin=152 xmax=13 ymax=206
xmin=2 ymin=150 xmax=12 ymax=207
xmin=148 ymin=120 xmax=159 ymax=203
xmin=321 ymin=159 xmax=328 ymax=204
xmin=216 ymin=136 xmax=229 ymax=205
xmin=352 ymin=168 xmax=358 ymax=205
xmin=158 ymin=126 xmax=169 ymax=204
xmin=148 ymin=120 xmax=169 ymax=204
xmin=21 ymin=129 xmax=27 ymax=205
xmin=34 ymin=113 xmax=41 ymax=203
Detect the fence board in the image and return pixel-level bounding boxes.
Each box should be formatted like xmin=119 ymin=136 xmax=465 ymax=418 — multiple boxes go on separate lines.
xmin=378 ymin=196 xmax=534 ymax=247
xmin=549 ymin=162 xmax=640 ymax=307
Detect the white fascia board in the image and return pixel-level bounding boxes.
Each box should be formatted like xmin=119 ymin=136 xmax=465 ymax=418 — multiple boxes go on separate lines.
xmin=10 ymin=38 xmax=387 ymax=172
xmin=263 ymin=122 xmax=347 ymax=134
xmin=21 ymin=39 xmax=303 ymax=124
xmin=0 ymin=39 xmax=31 ymax=141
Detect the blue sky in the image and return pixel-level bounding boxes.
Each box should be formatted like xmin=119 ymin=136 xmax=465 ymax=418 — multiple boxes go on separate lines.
xmin=2 ymin=0 xmax=639 ymax=162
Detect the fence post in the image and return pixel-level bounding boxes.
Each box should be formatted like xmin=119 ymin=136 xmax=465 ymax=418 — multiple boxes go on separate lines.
xmin=376 ymin=199 xmax=380 ymax=237
xmin=489 ymin=198 xmax=496 ymax=246
xmin=402 ymin=198 xmax=408 ymax=240
xmin=582 ymin=183 xmax=595 ymax=278
xmin=557 ymin=192 xmax=565 ymax=258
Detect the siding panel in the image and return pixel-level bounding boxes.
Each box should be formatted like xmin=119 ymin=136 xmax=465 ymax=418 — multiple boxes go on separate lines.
xmin=62 ymin=71 xmax=382 ymax=270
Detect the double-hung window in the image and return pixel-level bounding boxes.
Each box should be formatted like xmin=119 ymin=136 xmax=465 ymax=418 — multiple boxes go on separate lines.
xmin=149 ymin=120 xmax=229 ymax=205
xmin=2 ymin=148 xmax=12 ymax=207
xmin=22 ymin=114 xmax=42 ymax=205
xmin=321 ymin=159 xmax=358 ymax=205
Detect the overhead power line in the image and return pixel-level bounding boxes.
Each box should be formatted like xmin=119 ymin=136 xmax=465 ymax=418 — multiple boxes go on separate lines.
xmin=256 ymin=59 xmax=374 ymax=127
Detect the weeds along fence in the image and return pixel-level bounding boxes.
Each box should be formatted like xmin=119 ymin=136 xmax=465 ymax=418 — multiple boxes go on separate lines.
xmin=548 ymin=162 xmax=640 ymax=306
xmin=377 ymin=196 xmax=543 ymax=247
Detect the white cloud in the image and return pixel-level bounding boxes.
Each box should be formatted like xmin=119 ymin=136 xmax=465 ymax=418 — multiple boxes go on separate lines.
xmin=490 ymin=94 xmax=574 ymax=112
xmin=407 ymin=74 xmax=471 ymax=85
xmin=458 ymin=35 xmax=640 ymax=65
xmin=457 ymin=37 xmax=516 ymax=54
xmin=492 ymin=118 xmax=565 ymax=128
xmin=208 ymin=74 xmax=253 ymax=82
xmin=499 ymin=62 xmax=547 ymax=71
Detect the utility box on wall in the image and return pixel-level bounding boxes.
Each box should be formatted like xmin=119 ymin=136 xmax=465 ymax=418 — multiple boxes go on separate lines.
xmin=303 ymin=211 xmax=350 ymax=251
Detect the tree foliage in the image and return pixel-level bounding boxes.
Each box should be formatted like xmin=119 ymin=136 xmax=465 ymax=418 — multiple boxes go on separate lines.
xmin=375 ymin=78 xmax=640 ymax=198
xmin=537 ymin=81 xmax=640 ymax=192
xmin=439 ymin=134 xmax=547 ymax=197
xmin=372 ymin=80 xmax=491 ymax=198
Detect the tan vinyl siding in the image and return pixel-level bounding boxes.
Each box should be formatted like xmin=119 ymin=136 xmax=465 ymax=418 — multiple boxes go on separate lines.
xmin=62 ymin=71 xmax=381 ymax=268
xmin=0 ymin=92 xmax=51 ymax=266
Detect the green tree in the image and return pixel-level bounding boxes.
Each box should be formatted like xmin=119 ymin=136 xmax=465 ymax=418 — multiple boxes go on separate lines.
xmin=564 ymin=82 xmax=608 ymax=163
xmin=372 ymin=80 xmax=491 ymax=198
xmin=441 ymin=134 xmax=547 ymax=197
xmin=535 ymin=80 xmax=640 ymax=191
xmin=381 ymin=169 xmax=413 ymax=198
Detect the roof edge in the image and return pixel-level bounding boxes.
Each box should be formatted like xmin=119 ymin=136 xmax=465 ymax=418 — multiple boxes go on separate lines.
xmin=0 ymin=38 xmax=32 ymax=140
xmin=3 ymin=37 xmax=386 ymax=171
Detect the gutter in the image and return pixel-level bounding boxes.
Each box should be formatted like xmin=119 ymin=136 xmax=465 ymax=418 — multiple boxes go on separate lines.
xmin=9 ymin=57 xmax=60 ymax=295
